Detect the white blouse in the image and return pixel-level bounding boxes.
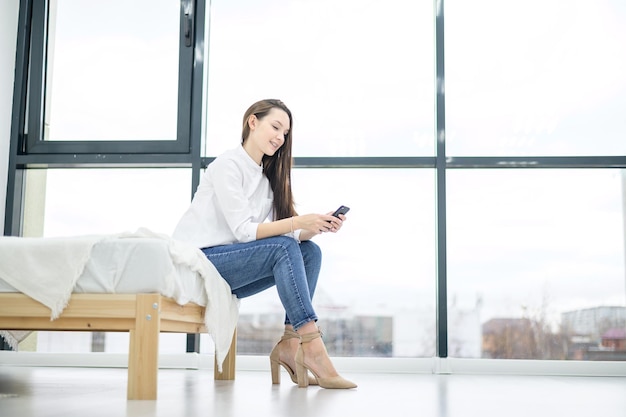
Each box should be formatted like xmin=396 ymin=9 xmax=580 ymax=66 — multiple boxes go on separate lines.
xmin=173 ymin=146 xmax=298 ymax=248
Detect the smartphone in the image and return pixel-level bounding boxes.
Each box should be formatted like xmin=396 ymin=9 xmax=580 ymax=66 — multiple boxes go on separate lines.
xmin=332 ymin=205 xmax=350 ymax=218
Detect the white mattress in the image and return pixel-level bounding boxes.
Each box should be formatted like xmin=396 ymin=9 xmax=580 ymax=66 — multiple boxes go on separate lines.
xmin=0 ymin=237 xmax=207 ymax=307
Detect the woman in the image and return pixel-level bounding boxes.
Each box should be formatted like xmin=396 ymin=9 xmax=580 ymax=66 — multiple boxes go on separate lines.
xmin=173 ymin=99 xmax=356 ymax=389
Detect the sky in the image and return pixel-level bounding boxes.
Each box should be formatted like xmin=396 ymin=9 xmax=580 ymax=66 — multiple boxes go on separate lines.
xmin=15 ymin=0 xmax=626 ymax=356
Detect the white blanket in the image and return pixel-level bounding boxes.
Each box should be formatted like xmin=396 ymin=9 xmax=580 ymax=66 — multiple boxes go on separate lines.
xmin=0 ymin=228 xmax=239 ymax=371
xmin=0 ymin=234 xmax=103 ymax=318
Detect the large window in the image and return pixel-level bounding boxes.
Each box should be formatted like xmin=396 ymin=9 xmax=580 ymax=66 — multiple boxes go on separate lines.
xmin=6 ymin=0 xmax=626 ymax=364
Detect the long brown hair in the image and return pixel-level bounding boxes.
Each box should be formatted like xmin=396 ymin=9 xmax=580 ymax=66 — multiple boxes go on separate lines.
xmin=241 ymin=99 xmax=297 ymax=220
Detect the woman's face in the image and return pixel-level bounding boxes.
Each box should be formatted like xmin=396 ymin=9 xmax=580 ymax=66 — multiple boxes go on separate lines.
xmin=246 ymin=107 xmax=290 ymax=163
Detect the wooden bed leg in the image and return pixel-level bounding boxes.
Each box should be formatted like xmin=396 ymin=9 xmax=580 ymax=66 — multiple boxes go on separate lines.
xmin=214 ymin=328 xmax=237 ymax=380
xmin=128 ymin=294 xmax=161 ymax=400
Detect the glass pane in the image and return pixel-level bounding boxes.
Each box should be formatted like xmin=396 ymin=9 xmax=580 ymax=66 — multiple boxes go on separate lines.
xmin=204 ymin=0 xmax=435 ymax=157
xmin=446 ymin=0 xmax=626 ymax=156
xmin=447 ymin=169 xmax=626 ymax=359
xmin=43 ymin=168 xmax=191 ymax=237
xmin=44 ymin=0 xmax=180 ymax=141
xmin=232 ymin=168 xmax=437 ymax=357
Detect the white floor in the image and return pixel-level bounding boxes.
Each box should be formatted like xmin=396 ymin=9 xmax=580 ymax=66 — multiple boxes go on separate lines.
xmin=1 ymin=364 xmax=626 ymax=417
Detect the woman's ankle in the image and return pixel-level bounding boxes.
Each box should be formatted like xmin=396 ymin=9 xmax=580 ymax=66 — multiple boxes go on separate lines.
xmin=296 ymin=321 xmax=318 ymax=335
xmin=300 ymin=336 xmax=339 ymax=377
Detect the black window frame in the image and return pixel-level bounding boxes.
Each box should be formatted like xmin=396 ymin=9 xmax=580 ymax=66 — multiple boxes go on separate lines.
xmin=23 ymin=0 xmax=195 ymax=155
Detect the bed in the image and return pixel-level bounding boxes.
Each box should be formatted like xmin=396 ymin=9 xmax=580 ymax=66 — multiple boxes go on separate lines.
xmin=0 ymin=229 xmax=240 ymax=400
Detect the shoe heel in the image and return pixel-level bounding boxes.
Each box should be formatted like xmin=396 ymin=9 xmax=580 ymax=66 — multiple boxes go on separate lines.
xmin=270 ymin=359 xmax=280 ymax=384
xmin=295 ymin=361 xmax=309 ymax=388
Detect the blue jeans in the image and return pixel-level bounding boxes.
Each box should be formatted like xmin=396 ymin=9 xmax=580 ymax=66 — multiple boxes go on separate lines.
xmin=201 ymin=236 xmax=322 ymax=330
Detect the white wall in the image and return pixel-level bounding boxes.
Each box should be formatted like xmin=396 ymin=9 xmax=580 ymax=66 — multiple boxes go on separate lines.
xmin=1 ymin=0 xmax=20 ymax=233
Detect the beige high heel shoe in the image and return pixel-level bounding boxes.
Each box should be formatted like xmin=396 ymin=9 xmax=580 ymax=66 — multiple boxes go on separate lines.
xmin=269 ymin=329 xmax=318 ymax=385
xmin=295 ymin=329 xmax=357 ymax=389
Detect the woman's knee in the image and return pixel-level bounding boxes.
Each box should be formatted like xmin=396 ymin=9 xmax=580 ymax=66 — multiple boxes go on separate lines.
xmin=268 ymin=236 xmax=321 ymax=267
xmin=272 ymin=235 xmax=299 ymax=249
xmin=266 ymin=236 xmax=301 ymax=259
xmin=300 ymin=240 xmax=322 ymax=263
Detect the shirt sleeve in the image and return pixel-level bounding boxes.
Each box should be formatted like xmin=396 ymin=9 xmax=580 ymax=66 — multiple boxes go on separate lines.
xmin=210 ymin=157 xmax=262 ymax=242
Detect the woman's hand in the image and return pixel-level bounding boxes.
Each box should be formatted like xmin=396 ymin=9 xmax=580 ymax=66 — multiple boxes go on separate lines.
xmin=295 ymin=212 xmax=346 ymax=240
xmin=257 ymin=212 xmax=346 ymax=241
xmin=324 ymin=211 xmax=346 ymax=233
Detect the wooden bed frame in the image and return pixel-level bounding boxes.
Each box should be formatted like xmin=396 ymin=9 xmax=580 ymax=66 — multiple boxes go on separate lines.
xmin=0 ymin=292 xmax=237 ymax=400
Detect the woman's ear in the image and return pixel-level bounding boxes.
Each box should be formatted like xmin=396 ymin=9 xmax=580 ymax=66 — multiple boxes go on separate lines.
xmin=247 ymin=114 xmax=257 ymax=130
